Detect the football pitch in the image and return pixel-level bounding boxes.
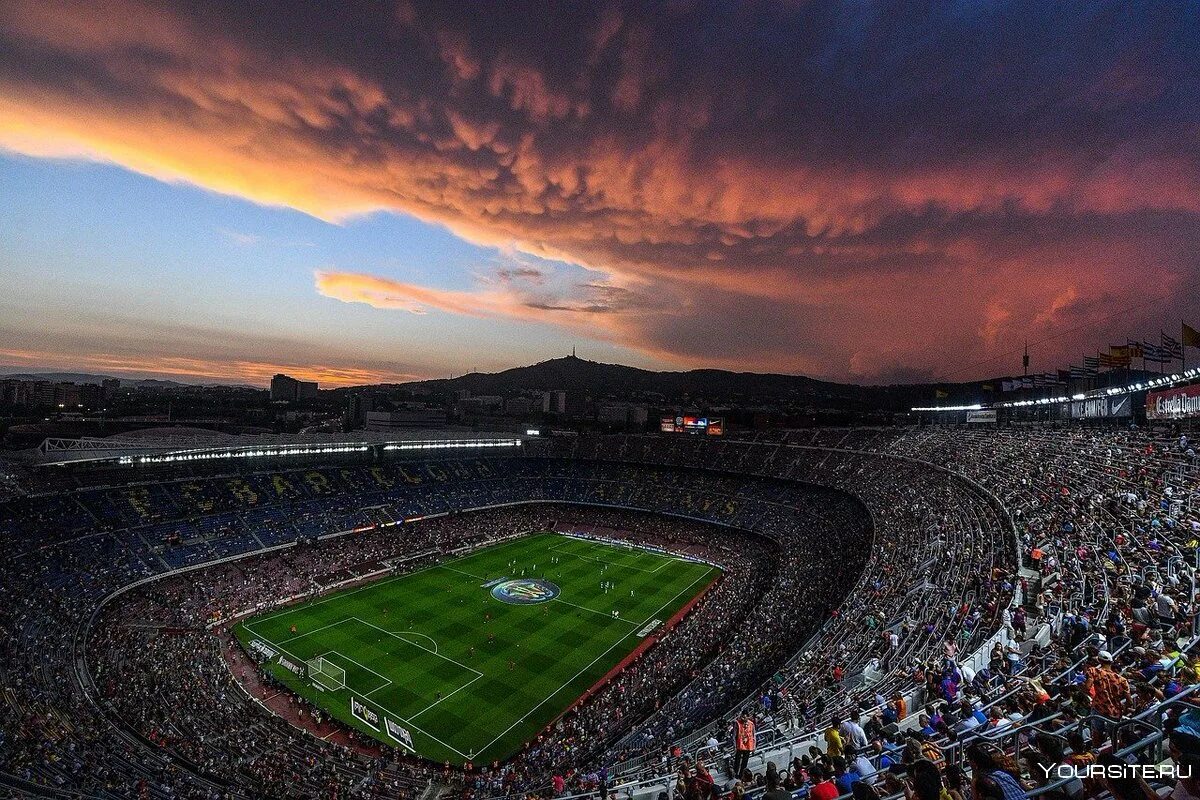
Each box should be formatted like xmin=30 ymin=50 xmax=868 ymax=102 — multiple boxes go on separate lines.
xmin=233 ymin=532 xmax=720 ymax=764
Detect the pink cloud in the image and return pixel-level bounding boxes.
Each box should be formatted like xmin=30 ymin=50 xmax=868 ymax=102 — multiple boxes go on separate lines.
xmin=2 ymin=0 xmax=1198 ymax=380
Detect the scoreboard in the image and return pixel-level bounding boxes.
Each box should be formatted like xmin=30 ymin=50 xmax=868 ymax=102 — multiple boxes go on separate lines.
xmin=660 ymin=416 xmax=724 ymax=435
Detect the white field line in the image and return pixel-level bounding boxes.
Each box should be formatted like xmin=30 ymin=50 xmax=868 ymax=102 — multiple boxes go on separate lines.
xmin=549 ymin=541 xmax=677 ymax=574
xmin=245 ymin=559 xmax=441 ymax=628
xmin=244 ymin=532 xmax=559 ymax=628
xmin=277 ymin=618 xmax=349 ymax=644
xmin=247 ymin=531 xmax=706 ymax=759
xmin=393 ymin=630 xmax=440 ymax=653
xmin=552 ymin=596 xmax=638 ymax=626
xmin=408 ymin=673 xmax=485 ymax=721
xmin=473 ymin=569 xmax=712 ymax=756
xmin=352 ymin=617 xmax=483 ymax=677
xmin=260 ymin=635 xmax=392 ymax=697
xmin=275 ymin=617 xmax=439 ymax=657
xmin=437 ymin=564 xmax=488 ymax=581
xmin=317 ymin=650 xmax=393 ymax=693
xmin=352 ymin=689 xmax=475 ymax=758
xmin=317 ymin=649 xmax=477 ymax=759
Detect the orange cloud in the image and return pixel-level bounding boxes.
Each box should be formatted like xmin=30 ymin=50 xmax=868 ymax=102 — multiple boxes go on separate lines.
xmin=2 ymin=1 xmax=1198 ymax=380
xmin=316 ymin=272 xmax=526 ymax=319
xmin=313 ymin=270 xmax=664 ymax=353
xmin=0 ymin=347 xmax=420 ymax=388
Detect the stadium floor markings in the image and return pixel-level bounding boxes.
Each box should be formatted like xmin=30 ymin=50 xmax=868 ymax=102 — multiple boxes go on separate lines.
xmin=261 ymin=618 xmax=465 ymax=697
xmin=392 ymin=629 xmax=440 ymax=653
xmin=242 ymin=533 xmax=552 ymax=627
xmin=351 ymin=692 xmax=475 ymax=758
xmin=256 ymin=634 xmax=392 ymax=696
xmin=549 ymin=541 xmax=679 ymax=573
xmin=236 ymin=532 xmax=718 ymax=762
xmin=351 ymin=616 xmax=484 ymax=677
xmin=273 ymin=617 xmax=352 ymax=644
xmin=407 ymin=672 xmax=485 ymax=721
xmin=551 ymin=595 xmax=638 ymax=625
xmin=245 ymin=566 xmax=426 ymax=626
xmin=243 ymin=532 xmax=636 ymax=630
xmin=472 ymin=569 xmax=714 ymax=756
xmin=436 ymin=563 xmax=488 ymax=581
xmin=316 ymin=650 xmax=394 ymax=693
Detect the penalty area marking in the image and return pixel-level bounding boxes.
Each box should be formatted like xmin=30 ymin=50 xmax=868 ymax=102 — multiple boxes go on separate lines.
xmin=305 ymin=646 xmax=476 ymax=759
xmin=351 ymin=617 xmax=483 ymax=677
xmin=314 ymin=650 xmax=393 ymax=695
xmin=408 ymin=672 xmax=485 ymax=721
xmin=393 ymin=630 xmax=440 ymax=654
xmin=275 ymin=618 xmax=351 ymax=645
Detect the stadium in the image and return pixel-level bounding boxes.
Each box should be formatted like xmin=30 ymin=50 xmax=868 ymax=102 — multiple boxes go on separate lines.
xmin=1 ymin=420 xmax=1197 ymax=800
xmin=5 ymin=3 xmax=1200 ymax=800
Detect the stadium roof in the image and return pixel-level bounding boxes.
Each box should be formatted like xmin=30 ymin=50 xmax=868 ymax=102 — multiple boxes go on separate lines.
xmin=25 ymin=428 xmax=526 ymax=467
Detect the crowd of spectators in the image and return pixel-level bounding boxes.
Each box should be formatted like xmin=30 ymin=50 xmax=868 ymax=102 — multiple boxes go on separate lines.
xmin=0 ymin=451 xmax=867 ymax=799
xmin=0 ymin=425 xmax=1197 ymax=800
xmin=612 ymin=426 xmax=1199 ymax=800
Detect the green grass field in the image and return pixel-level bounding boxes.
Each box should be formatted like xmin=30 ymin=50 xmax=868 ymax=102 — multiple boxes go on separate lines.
xmin=233 ymin=532 xmax=719 ymax=764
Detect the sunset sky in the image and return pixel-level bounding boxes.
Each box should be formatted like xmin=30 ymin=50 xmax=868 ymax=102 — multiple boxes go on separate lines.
xmin=2 ymin=1 xmax=1198 ymax=387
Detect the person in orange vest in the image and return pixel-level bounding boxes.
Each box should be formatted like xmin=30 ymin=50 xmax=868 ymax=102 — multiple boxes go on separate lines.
xmin=893 ymin=692 xmax=908 ymax=721
xmin=732 ymin=711 xmax=756 ymax=777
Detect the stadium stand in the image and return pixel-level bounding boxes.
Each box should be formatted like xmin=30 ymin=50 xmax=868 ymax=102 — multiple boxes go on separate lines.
xmin=0 ymin=428 xmax=1196 ymax=800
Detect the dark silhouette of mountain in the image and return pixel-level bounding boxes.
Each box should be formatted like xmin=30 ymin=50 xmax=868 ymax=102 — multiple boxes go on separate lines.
xmin=384 ymin=355 xmax=986 ymax=410
xmin=405 ymin=356 xmax=834 ymax=396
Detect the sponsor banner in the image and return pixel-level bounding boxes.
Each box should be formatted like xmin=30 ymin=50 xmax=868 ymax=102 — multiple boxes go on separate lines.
xmin=1007 ymin=395 xmax=1132 ymax=421
xmin=248 ymin=639 xmax=278 ymax=660
xmin=278 ymin=656 xmax=304 ymax=677
xmin=637 ymin=619 xmax=662 ymax=637
xmin=1147 ymin=383 xmax=1200 ymax=420
xmin=385 ymin=717 xmax=415 ymax=751
xmin=350 ymin=696 xmax=381 ymax=730
xmin=481 ymin=577 xmax=509 ymax=588
xmin=1067 ymin=395 xmax=1132 ymax=420
xmin=966 ymin=409 xmax=998 ymax=424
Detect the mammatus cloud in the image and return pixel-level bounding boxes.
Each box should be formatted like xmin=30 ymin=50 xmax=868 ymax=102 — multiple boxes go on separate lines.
xmin=3 ymin=1 xmax=1199 ymax=379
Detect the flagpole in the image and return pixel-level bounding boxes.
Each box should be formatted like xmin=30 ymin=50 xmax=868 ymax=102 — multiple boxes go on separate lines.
xmin=1184 ymin=321 xmax=1188 ymax=372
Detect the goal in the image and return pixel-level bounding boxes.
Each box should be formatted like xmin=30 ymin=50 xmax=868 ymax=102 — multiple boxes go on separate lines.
xmin=306 ymin=656 xmax=347 ymax=691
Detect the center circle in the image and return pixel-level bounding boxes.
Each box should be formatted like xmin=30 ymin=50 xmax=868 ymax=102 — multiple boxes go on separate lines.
xmin=490 ymin=578 xmax=560 ymax=605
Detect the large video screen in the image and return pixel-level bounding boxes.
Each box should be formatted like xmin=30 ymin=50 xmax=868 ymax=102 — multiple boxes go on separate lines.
xmin=660 ymin=416 xmax=724 ymax=435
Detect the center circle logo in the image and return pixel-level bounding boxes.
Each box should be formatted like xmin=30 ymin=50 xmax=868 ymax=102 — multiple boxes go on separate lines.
xmin=491 ymin=578 xmax=560 ymax=605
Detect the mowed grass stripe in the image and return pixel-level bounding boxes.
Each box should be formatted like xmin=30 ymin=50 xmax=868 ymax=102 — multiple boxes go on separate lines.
xmin=234 ymin=532 xmax=718 ymax=764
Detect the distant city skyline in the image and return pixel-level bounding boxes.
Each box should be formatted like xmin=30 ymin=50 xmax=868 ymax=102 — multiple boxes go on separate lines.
xmin=2 ymin=2 xmax=1198 ymax=387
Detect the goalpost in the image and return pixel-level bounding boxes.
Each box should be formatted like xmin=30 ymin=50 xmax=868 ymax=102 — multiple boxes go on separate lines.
xmin=306 ymin=656 xmax=347 ymax=691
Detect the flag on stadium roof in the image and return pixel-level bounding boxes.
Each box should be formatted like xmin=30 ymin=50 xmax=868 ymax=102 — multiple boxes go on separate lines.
xmin=1185 ymin=321 xmax=1200 ymax=348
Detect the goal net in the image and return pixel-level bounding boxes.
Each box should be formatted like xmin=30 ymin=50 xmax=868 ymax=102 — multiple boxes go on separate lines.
xmin=306 ymin=656 xmax=346 ymax=691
